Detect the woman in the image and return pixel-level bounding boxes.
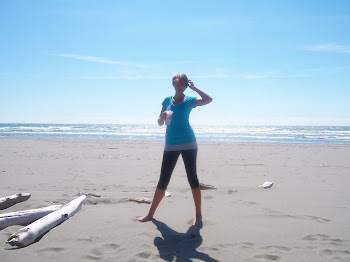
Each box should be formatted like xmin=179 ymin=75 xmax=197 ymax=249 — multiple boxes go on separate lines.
xmin=137 ymin=73 xmax=213 ymax=226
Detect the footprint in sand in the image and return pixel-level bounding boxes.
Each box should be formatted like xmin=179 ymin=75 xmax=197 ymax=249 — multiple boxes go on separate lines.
xmin=305 ymin=215 xmax=331 ymax=223
xmin=263 ymin=209 xmax=298 ymax=219
xmin=263 ymin=209 xmax=331 ymax=224
xmin=85 ymin=198 xmax=115 ymax=206
xmin=199 ymin=243 xmax=235 ymax=254
xmin=301 ymin=233 xmax=331 ymax=242
xmin=204 ymin=195 xmax=214 ymax=200
xmin=136 ymin=251 xmax=153 ymax=259
xmin=83 ymin=243 xmax=121 ymax=261
xmin=252 ymin=254 xmax=280 ymax=261
xmin=293 ymin=245 xmax=318 ymax=251
xmin=200 ymin=247 xmax=220 ymax=252
xmin=260 ymin=245 xmax=292 ymax=253
xmin=319 ymin=249 xmax=350 ymax=258
xmin=233 ymin=242 xmax=256 ymax=249
xmin=301 ymin=233 xmax=349 ymax=246
xmin=36 ymin=247 xmax=65 ymax=254
xmin=232 ymin=200 xmax=257 ymax=206
xmin=299 ymin=233 xmax=350 ymax=259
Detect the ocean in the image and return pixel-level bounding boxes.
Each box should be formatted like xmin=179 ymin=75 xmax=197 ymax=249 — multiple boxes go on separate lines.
xmin=1 ymin=123 xmax=350 ymax=144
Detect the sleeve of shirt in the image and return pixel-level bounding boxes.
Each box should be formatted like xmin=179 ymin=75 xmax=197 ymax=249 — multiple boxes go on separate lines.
xmin=188 ymin=96 xmax=197 ymax=108
xmin=162 ymin=97 xmax=169 ymax=108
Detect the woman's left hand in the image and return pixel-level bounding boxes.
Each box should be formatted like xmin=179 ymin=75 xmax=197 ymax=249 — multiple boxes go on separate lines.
xmin=188 ymin=79 xmax=196 ymax=90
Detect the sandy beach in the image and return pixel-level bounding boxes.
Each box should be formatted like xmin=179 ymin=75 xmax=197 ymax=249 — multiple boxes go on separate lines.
xmin=0 ymin=137 xmax=350 ymax=261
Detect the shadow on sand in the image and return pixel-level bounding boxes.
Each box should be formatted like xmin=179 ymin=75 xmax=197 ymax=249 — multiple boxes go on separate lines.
xmin=152 ymin=219 xmax=220 ymax=262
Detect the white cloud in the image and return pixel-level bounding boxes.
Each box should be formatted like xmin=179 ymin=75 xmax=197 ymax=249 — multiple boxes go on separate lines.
xmin=306 ymin=43 xmax=350 ymax=54
xmin=195 ymin=71 xmax=307 ymax=80
xmin=234 ymin=72 xmax=274 ymax=79
xmin=81 ymin=73 xmax=232 ymax=80
xmin=55 ymin=54 xmax=146 ymax=67
xmin=192 ymin=73 xmax=230 ymax=79
xmin=80 ymin=75 xmax=169 ymax=80
xmin=79 ymin=70 xmax=309 ymax=81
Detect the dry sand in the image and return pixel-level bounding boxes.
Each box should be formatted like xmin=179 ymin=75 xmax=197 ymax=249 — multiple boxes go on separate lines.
xmin=0 ymin=137 xmax=350 ymax=261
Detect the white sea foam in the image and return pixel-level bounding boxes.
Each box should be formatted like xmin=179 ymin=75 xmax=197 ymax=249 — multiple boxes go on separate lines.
xmin=0 ymin=124 xmax=349 ymax=143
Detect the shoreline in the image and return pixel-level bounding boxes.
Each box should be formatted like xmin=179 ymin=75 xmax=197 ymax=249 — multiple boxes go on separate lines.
xmin=1 ymin=137 xmax=350 ymax=261
xmin=2 ymin=135 xmax=350 ymax=145
xmin=1 ymin=123 xmax=350 ymax=144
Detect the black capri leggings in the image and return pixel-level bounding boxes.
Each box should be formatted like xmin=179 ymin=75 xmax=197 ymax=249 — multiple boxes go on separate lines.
xmin=157 ymin=149 xmax=199 ymax=190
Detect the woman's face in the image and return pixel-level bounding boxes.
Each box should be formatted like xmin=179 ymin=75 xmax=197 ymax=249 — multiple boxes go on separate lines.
xmin=173 ymin=80 xmax=188 ymax=92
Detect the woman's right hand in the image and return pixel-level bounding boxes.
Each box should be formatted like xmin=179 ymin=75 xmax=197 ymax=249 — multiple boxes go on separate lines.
xmin=160 ymin=111 xmax=168 ymax=120
xmin=158 ymin=107 xmax=168 ymax=126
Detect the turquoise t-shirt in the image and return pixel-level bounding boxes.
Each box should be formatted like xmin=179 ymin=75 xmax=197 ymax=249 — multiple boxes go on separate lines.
xmin=162 ymin=96 xmax=197 ymax=145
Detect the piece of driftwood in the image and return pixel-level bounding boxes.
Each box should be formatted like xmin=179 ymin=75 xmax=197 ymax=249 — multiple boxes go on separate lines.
xmin=0 ymin=205 xmax=62 ymax=230
xmin=199 ymin=183 xmax=217 ymax=190
xmin=6 ymin=195 xmax=86 ymax=247
xmin=129 ymin=196 xmax=152 ymax=204
xmin=0 ymin=193 xmax=31 ymax=210
xmin=258 ymin=181 xmax=274 ymax=189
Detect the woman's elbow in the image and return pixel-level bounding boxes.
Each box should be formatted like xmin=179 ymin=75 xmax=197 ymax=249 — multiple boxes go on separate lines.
xmin=206 ymin=97 xmax=213 ymax=104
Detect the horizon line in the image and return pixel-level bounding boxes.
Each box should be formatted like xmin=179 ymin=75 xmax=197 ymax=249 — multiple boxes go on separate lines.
xmin=1 ymin=122 xmax=350 ymax=127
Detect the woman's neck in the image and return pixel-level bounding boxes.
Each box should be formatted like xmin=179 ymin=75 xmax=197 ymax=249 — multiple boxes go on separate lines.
xmin=173 ymin=92 xmax=185 ymax=100
xmin=172 ymin=92 xmax=185 ymax=105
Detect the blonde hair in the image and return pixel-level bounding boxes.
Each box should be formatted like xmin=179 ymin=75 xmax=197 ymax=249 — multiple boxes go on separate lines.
xmin=172 ymin=73 xmax=188 ymax=86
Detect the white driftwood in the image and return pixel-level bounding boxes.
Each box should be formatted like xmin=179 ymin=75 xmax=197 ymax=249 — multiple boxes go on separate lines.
xmin=6 ymin=195 xmax=86 ymax=247
xmin=129 ymin=196 xmax=152 ymax=204
xmin=0 ymin=205 xmax=62 ymax=230
xmin=258 ymin=181 xmax=274 ymax=189
xmin=199 ymin=183 xmax=217 ymax=190
xmin=0 ymin=193 xmax=31 ymax=210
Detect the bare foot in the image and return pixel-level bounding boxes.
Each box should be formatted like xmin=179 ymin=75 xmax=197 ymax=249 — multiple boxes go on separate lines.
xmin=193 ymin=216 xmax=203 ymax=227
xmin=136 ymin=215 xmax=153 ymax=222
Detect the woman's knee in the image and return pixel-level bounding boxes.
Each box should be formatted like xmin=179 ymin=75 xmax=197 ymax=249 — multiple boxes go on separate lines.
xmin=189 ymin=179 xmax=199 ymax=189
xmin=156 ymin=183 xmax=167 ymax=190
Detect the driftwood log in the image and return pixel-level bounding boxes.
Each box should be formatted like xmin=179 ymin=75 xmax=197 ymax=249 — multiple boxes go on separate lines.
xmin=129 ymin=196 xmax=152 ymax=204
xmin=0 ymin=205 xmax=62 ymax=230
xmin=0 ymin=193 xmax=31 ymax=210
xmin=7 ymin=195 xmax=86 ymax=247
xmin=199 ymin=183 xmax=217 ymax=190
xmin=258 ymin=181 xmax=274 ymax=189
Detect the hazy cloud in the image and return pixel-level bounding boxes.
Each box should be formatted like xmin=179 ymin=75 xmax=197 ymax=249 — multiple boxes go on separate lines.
xmin=55 ymin=54 xmax=146 ymax=67
xmin=306 ymin=43 xmax=350 ymax=54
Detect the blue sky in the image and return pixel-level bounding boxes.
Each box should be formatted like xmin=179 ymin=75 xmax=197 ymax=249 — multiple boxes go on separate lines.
xmin=1 ymin=0 xmax=350 ymax=125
